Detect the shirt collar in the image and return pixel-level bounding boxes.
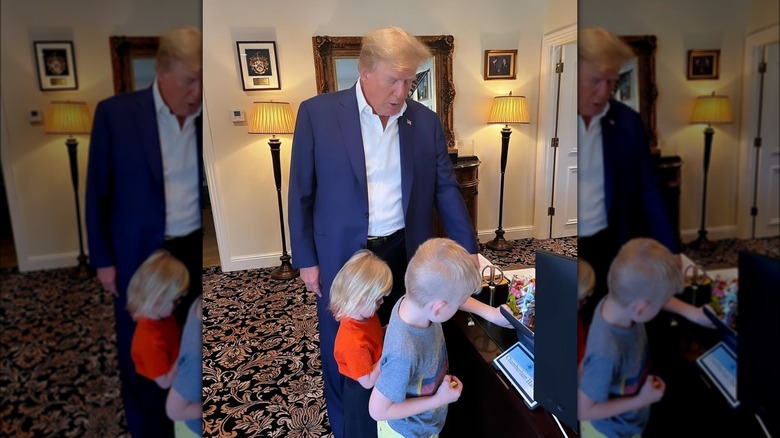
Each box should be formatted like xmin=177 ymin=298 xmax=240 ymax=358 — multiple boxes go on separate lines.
xmin=152 ymin=79 xmax=202 ymax=120
xmin=355 ymin=79 xmax=407 ymax=122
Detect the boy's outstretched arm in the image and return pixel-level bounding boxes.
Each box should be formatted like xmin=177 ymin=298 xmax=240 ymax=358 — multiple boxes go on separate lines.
xmin=459 ymin=297 xmax=514 ymax=328
xmin=578 ymin=374 xmax=665 ymax=421
xmin=368 ymin=375 xmax=462 ymax=421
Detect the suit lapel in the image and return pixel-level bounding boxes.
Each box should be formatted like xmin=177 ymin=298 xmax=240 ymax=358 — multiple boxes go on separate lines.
xmin=336 ymin=88 xmax=368 ymax=199
xmin=136 ymin=88 xmax=163 ymax=187
xmin=601 ymin=105 xmax=618 ymax=213
xmin=398 ymin=103 xmax=415 ymax=216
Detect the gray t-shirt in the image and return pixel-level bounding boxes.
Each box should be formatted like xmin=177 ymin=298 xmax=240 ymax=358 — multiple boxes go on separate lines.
xmin=172 ymin=298 xmax=202 ymax=434
xmin=579 ymin=297 xmax=651 ymax=437
xmin=374 ymin=297 xmax=449 ymax=437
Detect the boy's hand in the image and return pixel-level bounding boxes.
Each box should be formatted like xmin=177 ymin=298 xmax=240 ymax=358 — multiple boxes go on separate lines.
xmin=638 ymin=374 xmax=665 ymax=404
xmin=436 ymin=375 xmax=462 ymax=405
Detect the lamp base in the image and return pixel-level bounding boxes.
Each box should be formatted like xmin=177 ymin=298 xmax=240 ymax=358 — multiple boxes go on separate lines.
xmin=271 ymin=254 xmax=300 ymax=280
xmin=69 ymin=254 xmax=93 ymax=280
xmin=485 ymin=230 xmax=514 ymax=251
xmin=686 ymin=231 xmax=713 ymax=251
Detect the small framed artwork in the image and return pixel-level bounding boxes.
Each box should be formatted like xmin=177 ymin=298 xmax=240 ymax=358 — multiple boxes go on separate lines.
xmin=34 ymin=41 xmax=78 ymax=91
xmin=484 ymin=49 xmax=517 ymax=80
xmin=410 ymin=69 xmax=430 ymax=101
xmin=687 ymin=50 xmax=720 ymax=80
xmin=236 ymin=41 xmax=281 ymax=91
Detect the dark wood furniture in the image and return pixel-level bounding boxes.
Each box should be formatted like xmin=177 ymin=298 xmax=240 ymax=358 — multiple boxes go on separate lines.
xmin=441 ymin=311 xmax=577 ymax=437
xmin=656 ymin=155 xmax=683 ymax=247
xmin=435 ymin=155 xmax=480 ymax=238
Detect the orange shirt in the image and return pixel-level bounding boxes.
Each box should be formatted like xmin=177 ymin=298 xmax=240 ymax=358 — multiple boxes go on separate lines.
xmin=334 ymin=314 xmax=384 ymax=380
xmin=131 ymin=315 xmax=181 ymax=380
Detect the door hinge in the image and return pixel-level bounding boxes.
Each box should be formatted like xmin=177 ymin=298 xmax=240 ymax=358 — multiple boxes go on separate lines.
xmin=551 ymin=137 xmax=559 ymax=148
xmin=555 ymin=62 xmax=564 ymax=74
xmin=547 ymin=207 xmax=555 ymax=216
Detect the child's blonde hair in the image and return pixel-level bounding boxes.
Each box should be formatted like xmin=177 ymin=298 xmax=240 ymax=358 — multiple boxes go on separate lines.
xmin=405 ymin=238 xmax=481 ymax=307
xmin=607 ymin=238 xmax=682 ymax=307
xmin=127 ymin=250 xmax=189 ymax=319
xmin=329 ymin=250 xmax=392 ymax=321
xmin=578 ymin=259 xmax=596 ymax=306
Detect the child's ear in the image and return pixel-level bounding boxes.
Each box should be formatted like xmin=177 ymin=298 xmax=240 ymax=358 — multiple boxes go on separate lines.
xmin=632 ymin=299 xmax=651 ymax=318
xmin=430 ymin=300 xmax=448 ymax=317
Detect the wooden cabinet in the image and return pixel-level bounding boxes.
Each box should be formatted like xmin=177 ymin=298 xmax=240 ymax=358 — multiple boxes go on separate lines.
xmin=435 ymin=155 xmax=480 ymax=237
xmin=656 ymin=155 xmax=682 ymax=247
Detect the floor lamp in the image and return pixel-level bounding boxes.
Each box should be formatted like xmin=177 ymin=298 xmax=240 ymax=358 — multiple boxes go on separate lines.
xmin=45 ymin=101 xmax=93 ymax=279
xmin=248 ymin=101 xmax=299 ymax=280
xmin=688 ymin=92 xmax=732 ymax=250
xmin=485 ymin=92 xmax=530 ymax=251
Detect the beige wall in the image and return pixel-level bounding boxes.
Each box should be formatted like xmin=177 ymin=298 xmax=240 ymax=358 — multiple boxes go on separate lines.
xmin=580 ymin=0 xmax=778 ymax=243
xmin=202 ymin=0 xmax=576 ymax=271
xmin=0 ymin=0 xmax=200 ymax=271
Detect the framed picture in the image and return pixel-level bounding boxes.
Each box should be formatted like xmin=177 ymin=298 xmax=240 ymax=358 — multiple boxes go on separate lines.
xmin=687 ymin=49 xmax=720 ymax=80
xmin=236 ymin=41 xmax=281 ymax=90
xmin=411 ymin=69 xmax=430 ymax=101
xmin=34 ymin=41 xmax=78 ymax=91
xmin=484 ymin=49 xmax=517 ymax=80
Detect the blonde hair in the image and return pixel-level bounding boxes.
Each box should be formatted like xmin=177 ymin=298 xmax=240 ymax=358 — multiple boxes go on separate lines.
xmin=156 ymin=27 xmax=202 ymax=72
xmin=578 ymin=259 xmax=596 ymax=303
xmin=329 ymin=250 xmax=393 ymax=321
xmin=127 ymin=250 xmax=189 ymax=319
xmin=578 ymin=27 xmax=635 ymax=72
xmin=405 ymin=238 xmax=481 ymax=307
xmin=358 ymin=26 xmax=431 ymax=73
xmin=607 ymin=238 xmax=682 ymax=307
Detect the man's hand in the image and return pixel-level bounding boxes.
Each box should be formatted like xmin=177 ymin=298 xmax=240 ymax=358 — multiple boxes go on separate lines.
xmin=97 ymin=266 xmax=118 ymax=297
xmin=300 ymin=266 xmax=322 ymax=297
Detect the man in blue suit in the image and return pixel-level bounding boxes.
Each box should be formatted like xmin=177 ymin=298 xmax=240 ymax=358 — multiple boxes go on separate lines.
xmin=577 ymin=27 xmax=712 ymax=327
xmin=85 ymin=27 xmax=203 ymax=437
xmin=289 ymin=26 xmax=509 ymax=437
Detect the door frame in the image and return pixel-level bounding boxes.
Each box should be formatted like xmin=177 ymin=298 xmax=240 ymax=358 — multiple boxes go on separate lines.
xmin=533 ymin=24 xmax=577 ymax=239
xmin=736 ymin=24 xmax=779 ymax=238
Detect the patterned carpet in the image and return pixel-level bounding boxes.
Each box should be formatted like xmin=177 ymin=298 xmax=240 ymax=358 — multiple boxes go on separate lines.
xmin=2 ymin=235 xmax=777 ymax=436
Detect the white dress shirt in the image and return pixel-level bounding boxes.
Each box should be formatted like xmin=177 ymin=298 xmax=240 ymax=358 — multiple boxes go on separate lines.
xmin=356 ymin=79 xmax=405 ymax=237
xmin=578 ymin=103 xmax=610 ymax=237
xmin=153 ymin=80 xmax=202 ymax=237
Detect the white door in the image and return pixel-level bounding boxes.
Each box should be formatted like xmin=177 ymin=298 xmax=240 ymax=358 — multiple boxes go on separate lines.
xmin=752 ymin=41 xmax=780 ymax=238
xmin=550 ymin=42 xmax=578 ymax=238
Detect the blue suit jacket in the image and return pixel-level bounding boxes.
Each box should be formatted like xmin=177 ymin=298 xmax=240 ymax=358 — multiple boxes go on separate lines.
xmin=85 ymin=87 xmax=203 ymax=295
xmin=601 ymin=99 xmax=678 ymax=253
xmin=288 ymin=86 xmax=477 ymax=293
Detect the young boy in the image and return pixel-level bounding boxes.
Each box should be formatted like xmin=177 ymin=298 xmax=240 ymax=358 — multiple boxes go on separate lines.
xmin=578 ymin=238 xmax=683 ymax=437
xmin=368 ymin=238 xmax=482 ymax=437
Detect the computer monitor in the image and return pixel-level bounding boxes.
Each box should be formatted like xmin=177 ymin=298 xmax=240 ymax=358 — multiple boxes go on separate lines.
xmin=534 ymin=250 xmax=578 ymax=432
xmin=737 ymin=251 xmax=780 ymax=436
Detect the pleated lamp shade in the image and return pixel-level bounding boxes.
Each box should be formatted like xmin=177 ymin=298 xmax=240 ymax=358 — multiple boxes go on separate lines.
xmin=487 ymin=92 xmax=530 ymax=125
xmin=45 ymin=101 xmax=92 ymax=135
xmin=691 ymin=92 xmax=732 ymax=125
xmin=248 ymin=101 xmax=295 ymax=134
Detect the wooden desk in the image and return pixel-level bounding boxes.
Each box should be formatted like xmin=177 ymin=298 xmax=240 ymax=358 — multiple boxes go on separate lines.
xmin=441 ymin=311 xmax=577 ymax=437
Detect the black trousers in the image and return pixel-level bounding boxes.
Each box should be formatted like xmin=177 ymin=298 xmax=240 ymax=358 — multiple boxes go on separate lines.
xmin=366 ymin=229 xmax=407 ymax=326
xmin=343 ymin=377 xmax=377 ymax=438
xmin=137 ymin=375 xmax=174 ymax=438
xmin=161 ymin=228 xmax=203 ymax=326
xmin=578 ymin=227 xmax=620 ymax=326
